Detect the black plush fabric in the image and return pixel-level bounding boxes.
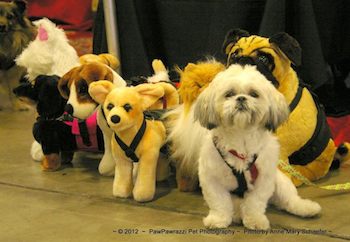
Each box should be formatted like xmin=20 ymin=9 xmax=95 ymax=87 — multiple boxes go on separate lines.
xmin=33 ymin=121 xmax=77 ymax=154
xmin=93 ymin=0 xmax=350 ymax=115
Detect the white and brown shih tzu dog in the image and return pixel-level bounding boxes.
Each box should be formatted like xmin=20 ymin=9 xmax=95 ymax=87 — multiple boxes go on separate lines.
xmin=194 ymin=64 xmax=321 ymax=230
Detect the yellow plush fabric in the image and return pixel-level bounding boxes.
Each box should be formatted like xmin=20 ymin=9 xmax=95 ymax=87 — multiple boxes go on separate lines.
xmin=224 ymin=33 xmax=336 ymax=186
xmin=178 ymin=61 xmax=225 ymax=113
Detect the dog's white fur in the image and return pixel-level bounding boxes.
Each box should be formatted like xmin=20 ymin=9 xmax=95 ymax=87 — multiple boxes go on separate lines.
xmin=16 ymin=18 xmax=80 ymax=81
xmin=194 ymin=65 xmax=321 ymax=229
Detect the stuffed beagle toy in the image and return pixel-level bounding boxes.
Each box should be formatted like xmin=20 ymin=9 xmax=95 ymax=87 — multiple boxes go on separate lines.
xmin=222 ymin=29 xmax=337 ymax=185
xmin=89 ymin=81 xmax=169 ymax=202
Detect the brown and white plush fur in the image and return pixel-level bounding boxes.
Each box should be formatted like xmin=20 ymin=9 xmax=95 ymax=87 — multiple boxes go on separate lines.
xmin=0 ymin=0 xmax=36 ymax=110
xmin=89 ymin=81 xmax=167 ymax=202
xmin=58 ymin=62 xmax=126 ymax=176
xmin=195 ymin=65 xmax=321 ymax=229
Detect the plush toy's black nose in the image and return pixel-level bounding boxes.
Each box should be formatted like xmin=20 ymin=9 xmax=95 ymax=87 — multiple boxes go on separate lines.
xmin=236 ymin=96 xmax=247 ymax=102
xmin=110 ymin=115 xmax=120 ymax=124
xmin=64 ymin=104 xmax=73 ymax=115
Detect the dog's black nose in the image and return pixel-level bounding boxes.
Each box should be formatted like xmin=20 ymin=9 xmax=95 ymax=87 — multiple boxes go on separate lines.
xmin=64 ymin=104 xmax=74 ymax=115
xmin=110 ymin=115 xmax=121 ymax=124
xmin=236 ymin=96 xmax=247 ymax=102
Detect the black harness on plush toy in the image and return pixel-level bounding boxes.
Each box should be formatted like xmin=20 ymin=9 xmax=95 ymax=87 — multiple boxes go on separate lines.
xmin=101 ymin=106 xmax=168 ymax=163
xmin=288 ymin=83 xmax=331 ymax=165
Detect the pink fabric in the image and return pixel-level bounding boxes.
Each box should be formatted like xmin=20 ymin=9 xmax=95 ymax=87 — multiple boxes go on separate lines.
xmin=65 ymin=111 xmax=100 ymax=152
xmin=327 ymin=115 xmax=350 ymax=146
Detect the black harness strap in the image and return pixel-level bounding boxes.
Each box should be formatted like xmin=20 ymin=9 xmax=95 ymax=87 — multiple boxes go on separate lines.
xmin=78 ymin=120 xmax=92 ymax=146
xmin=289 ymin=88 xmax=332 ymax=165
xmin=289 ymin=85 xmax=303 ymax=112
xmin=213 ymin=138 xmax=258 ymax=198
xmin=114 ymin=117 xmax=147 ymax=163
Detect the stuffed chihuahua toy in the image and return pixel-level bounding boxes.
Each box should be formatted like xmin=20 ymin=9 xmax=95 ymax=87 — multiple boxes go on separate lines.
xmin=221 ymin=29 xmax=337 ymax=185
xmin=89 ymin=81 xmax=168 ymax=202
xmin=13 ymin=75 xmax=104 ymax=171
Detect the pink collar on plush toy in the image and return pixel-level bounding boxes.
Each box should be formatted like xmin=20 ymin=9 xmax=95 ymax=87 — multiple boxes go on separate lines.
xmin=64 ymin=111 xmax=100 ymax=152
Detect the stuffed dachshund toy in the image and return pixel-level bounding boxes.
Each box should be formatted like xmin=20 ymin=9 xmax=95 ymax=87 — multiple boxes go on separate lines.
xmin=13 ymin=75 xmax=104 ymax=171
xmin=222 ymin=29 xmax=337 ymax=185
xmin=89 ymin=81 xmax=168 ymax=202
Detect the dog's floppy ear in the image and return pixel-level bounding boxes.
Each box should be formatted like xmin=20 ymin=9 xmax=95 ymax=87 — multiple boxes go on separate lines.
xmin=88 ymin=81 xmax=115 ymax=104
xmin=193 ymin=85 xmax=219 ymax=130
xmin=13 ymin=0 xmax=27 ymax=15
xmin=58 ymin=69 xmax=75 ymax=99
xmin=134 ymin=84 xmax=165 ymax=110
xmin=222 ymin=29 xmax=250 ymax=55
xmin=264 ymin=90 xmax=289 ymax=132
xmin=269 ymin=32 xmax=302 ymax=66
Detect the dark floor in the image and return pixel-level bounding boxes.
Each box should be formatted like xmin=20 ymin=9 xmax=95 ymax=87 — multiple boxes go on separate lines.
xmin=0 ymin=110 xmax=350 ymax=242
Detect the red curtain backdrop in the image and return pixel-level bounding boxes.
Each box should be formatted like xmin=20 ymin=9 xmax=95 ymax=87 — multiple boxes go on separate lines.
xmin=27 ymin=0 xmax=93 ymax=31
xmin=327 ymin=116 xmax=350 ymax=146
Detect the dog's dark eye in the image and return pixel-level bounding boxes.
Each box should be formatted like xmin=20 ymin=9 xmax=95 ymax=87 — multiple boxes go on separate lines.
xmin=249 ymin=90 xmax=259 ymax=98
xmin=123 ymin=103 xmax=132 ymax=112
xmin=7 ymin=14 xmax=14 ymax=20
xmin=225 ymin=90 xmax=236 ymax=98
xmin=107 ymin=103 xmax=114 ymax=110
xmin=78 ymin=83 xmax=88 ymax=95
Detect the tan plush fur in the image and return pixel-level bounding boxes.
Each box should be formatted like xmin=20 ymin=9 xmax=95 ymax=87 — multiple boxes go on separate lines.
xmin=79 ymin=53 xmax=120 ymax=71
xmin=166 ymin=60 xmax=225 ymax=191
xmin=89 ymin=81 xmax=167 ymax=202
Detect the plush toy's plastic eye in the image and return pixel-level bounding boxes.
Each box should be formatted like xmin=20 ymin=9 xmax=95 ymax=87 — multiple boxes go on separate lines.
xmin=258 ymin=54 xmax=271 ymax=66
xmin=78 ymin=83 xmax=88 ymax=94
xmin=107 ymin=103 xmax=114 ymax=110
xmin=225 ymin=90 xmax=236 ymax=98
xmin=123 ymin=103 xmax=132 ymax=112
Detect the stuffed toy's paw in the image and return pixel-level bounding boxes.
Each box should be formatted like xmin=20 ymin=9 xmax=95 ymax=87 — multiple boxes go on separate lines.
xmin=41 ymin=154 xmax=61 ymax=171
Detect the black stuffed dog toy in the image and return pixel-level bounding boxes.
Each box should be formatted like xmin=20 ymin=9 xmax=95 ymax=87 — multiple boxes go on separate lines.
xmin=13 ymin=75 xmax=104 ymax=171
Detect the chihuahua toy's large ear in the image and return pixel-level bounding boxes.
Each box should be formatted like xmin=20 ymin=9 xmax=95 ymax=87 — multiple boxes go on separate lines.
xmin=193 ymin=85 xmax=219 ymax=130
xmin=134 ymin=84 xmax=165 ymax=110
xmin=269 ymin=32 xmax=302 ymax=66
xmin=222 ymin=29 xmax=250 ymax=55
xmin=88 ymin=81 xmax=115 ymax=104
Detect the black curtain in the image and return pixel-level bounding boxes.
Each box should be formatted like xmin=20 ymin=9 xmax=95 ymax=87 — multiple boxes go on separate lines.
xmin=93 ymin=0 xmax=350 ymax=116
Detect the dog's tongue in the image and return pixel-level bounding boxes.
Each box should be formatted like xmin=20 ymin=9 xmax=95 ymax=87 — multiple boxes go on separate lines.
xmin=249 ymin=164 xmax=259 ymax=183
xmin=38 ymin=25 xmax=48 ymax=41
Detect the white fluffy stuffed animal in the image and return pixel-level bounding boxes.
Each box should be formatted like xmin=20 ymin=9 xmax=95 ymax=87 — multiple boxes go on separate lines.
xmin=16 ymin=18 xmax=80 ymax=81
